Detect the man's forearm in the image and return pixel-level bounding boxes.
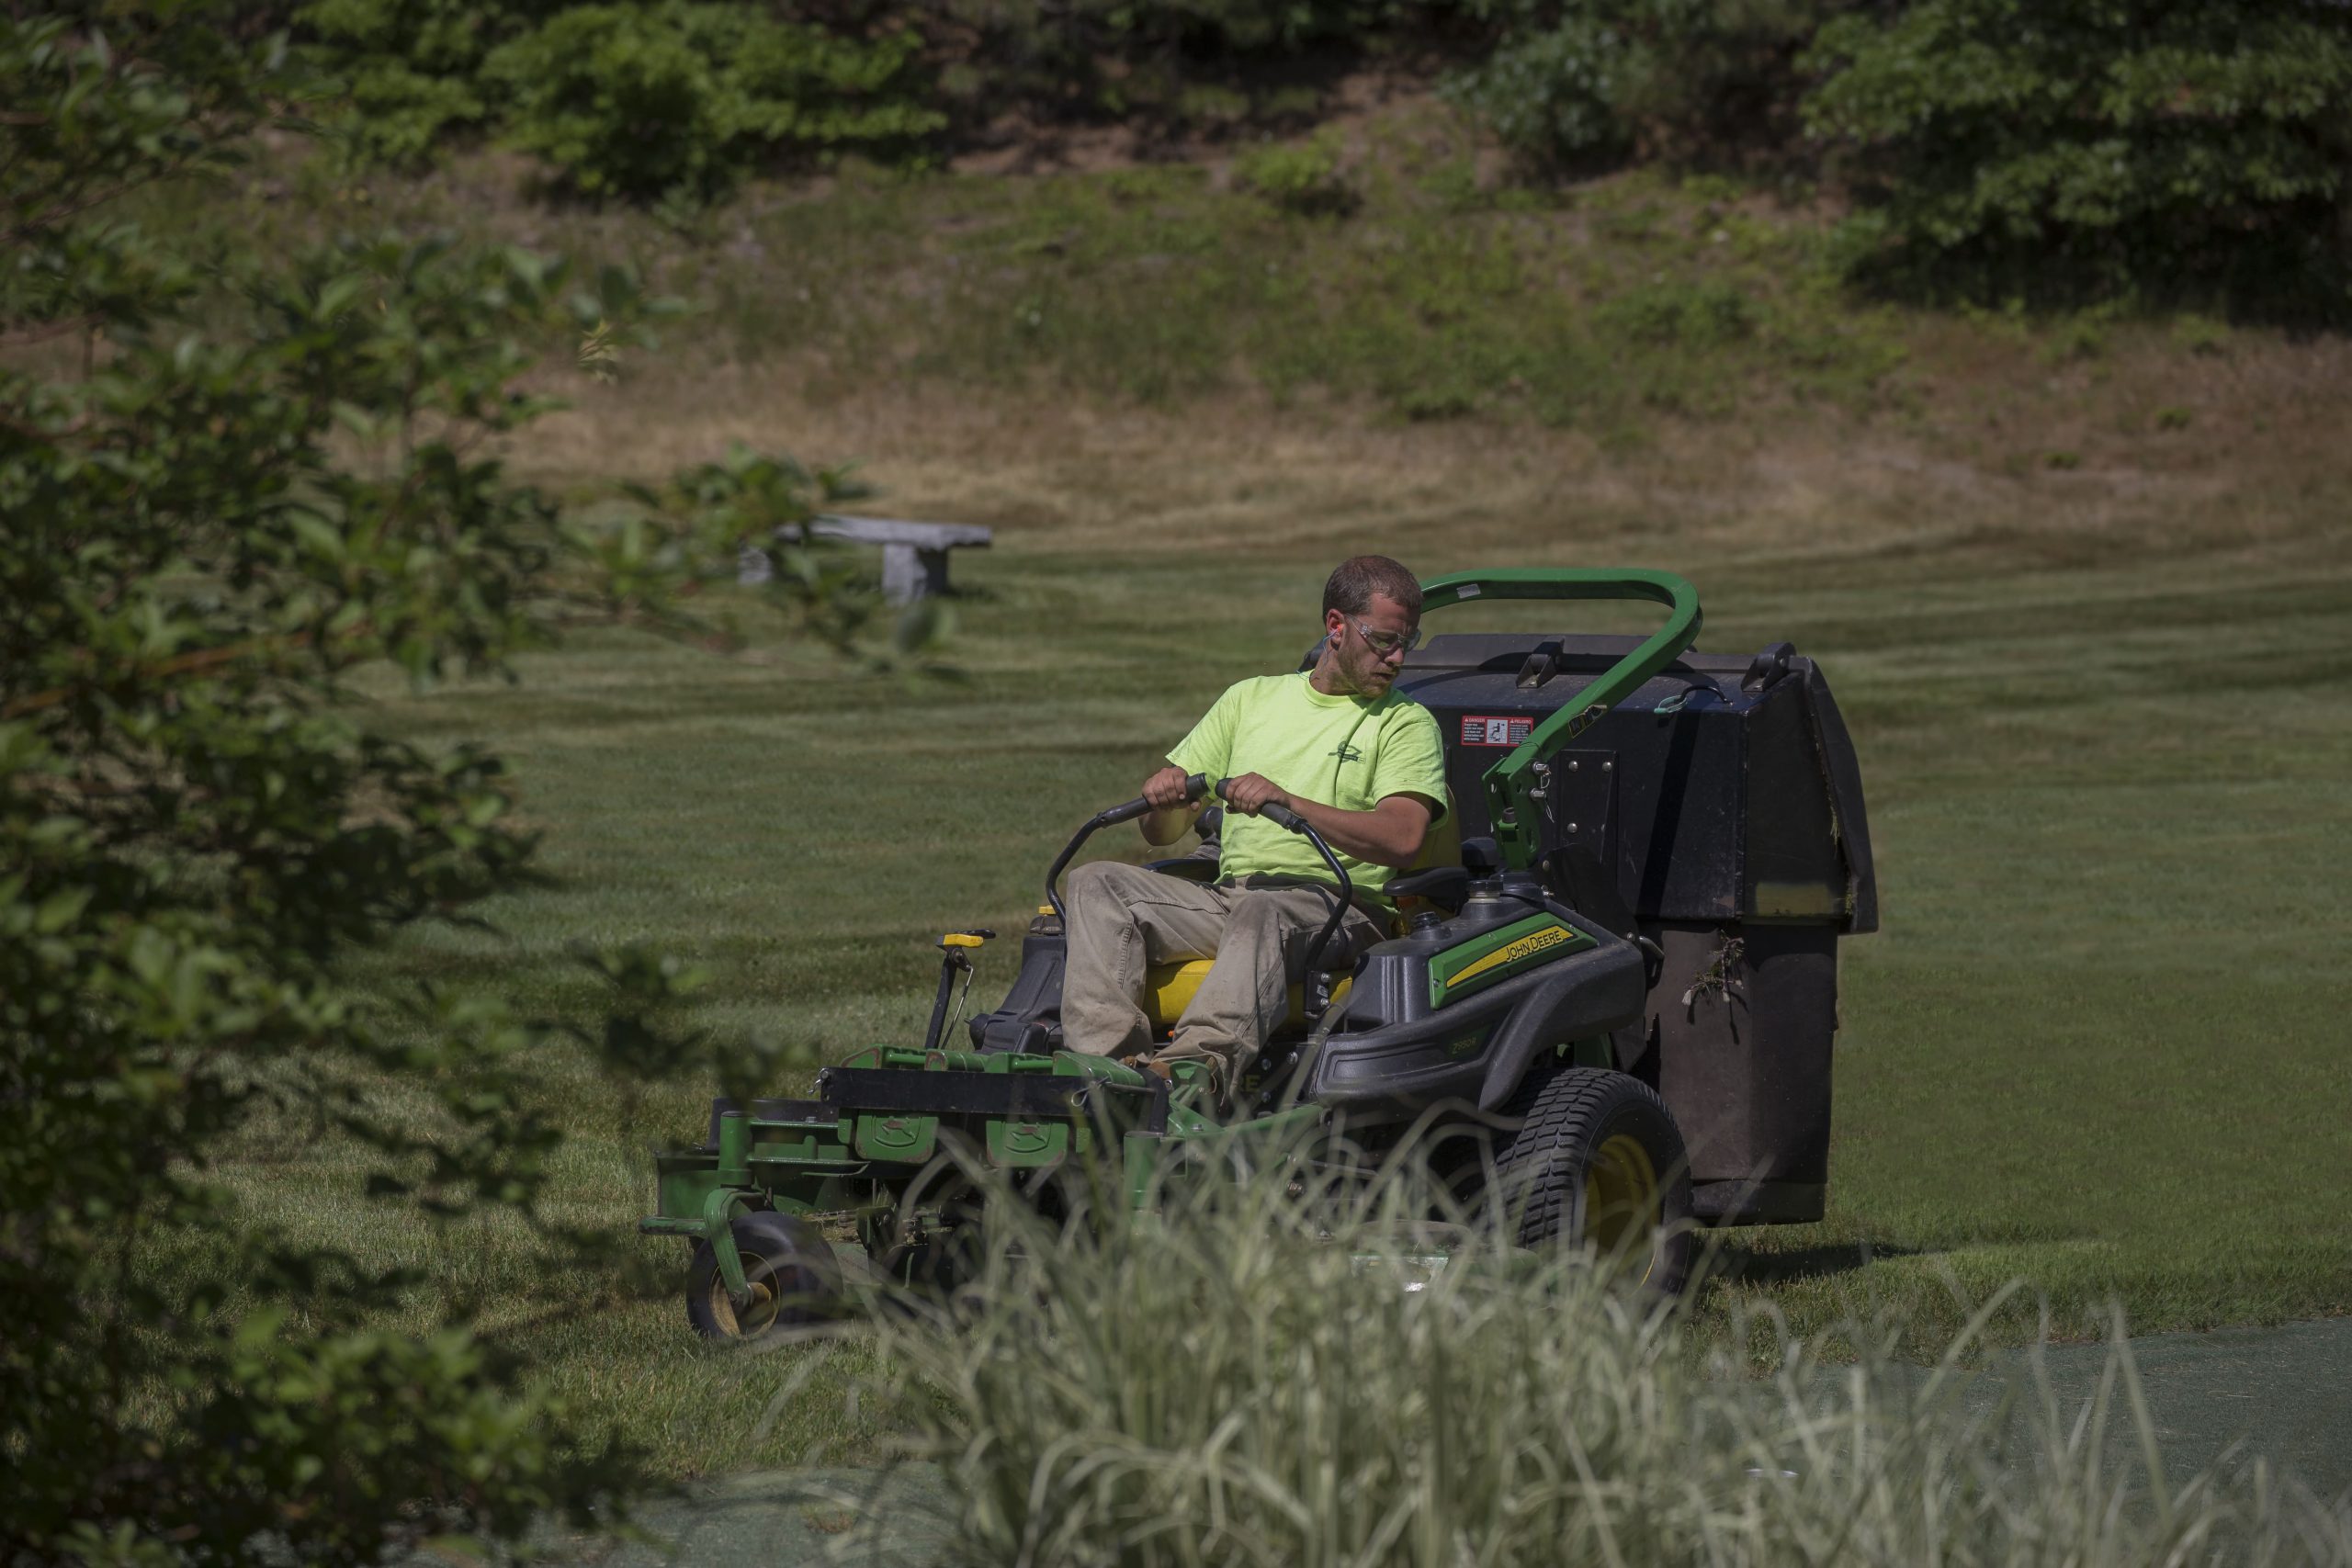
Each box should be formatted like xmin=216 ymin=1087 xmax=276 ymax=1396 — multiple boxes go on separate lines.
xmin=1139 ymin=802 xmax=1202 ymax=846
xmin=1136 ymin=763 xmax=1206 ymax=846
xmin=1281 ymin=795 xmax=1428 ymax=869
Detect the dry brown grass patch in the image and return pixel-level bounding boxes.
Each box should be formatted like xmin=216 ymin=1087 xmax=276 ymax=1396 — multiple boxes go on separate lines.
xmin=513 ymin=333 xmax=2352 ymax=579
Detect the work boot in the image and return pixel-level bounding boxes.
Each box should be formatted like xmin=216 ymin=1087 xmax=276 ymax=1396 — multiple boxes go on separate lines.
xmin=1142 ymin=1049 xmax=1227 ymax=1111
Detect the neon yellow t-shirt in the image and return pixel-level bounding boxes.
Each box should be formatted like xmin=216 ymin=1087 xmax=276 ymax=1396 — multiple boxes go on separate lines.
xmin=1166 ymin=672 xmax=1449 ymax=897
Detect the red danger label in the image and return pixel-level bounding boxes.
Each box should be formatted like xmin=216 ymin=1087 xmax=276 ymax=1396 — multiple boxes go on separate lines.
xmin=1460 ymin=716 xmax=1533 ymax=748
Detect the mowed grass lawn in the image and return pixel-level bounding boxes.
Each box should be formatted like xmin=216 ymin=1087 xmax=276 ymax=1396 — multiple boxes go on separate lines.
xmin=237 ymin=483 xmax=2352 ymax=1476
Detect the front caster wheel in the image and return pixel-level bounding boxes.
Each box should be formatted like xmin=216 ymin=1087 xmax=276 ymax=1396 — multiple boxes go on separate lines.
xmin=686 ymin=1211 xmax=841 ymax=1341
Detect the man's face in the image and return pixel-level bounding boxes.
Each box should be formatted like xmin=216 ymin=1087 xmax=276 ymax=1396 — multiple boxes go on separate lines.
xmin=1324 ymin=592 xmax=1419 ymax=697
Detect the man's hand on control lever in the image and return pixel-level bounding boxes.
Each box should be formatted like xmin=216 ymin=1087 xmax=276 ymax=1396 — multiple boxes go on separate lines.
xmin=1138 ymin=764 xmax=1204 ymax=845
xmin=1141 ymin=762 xmax=1430 ymax=865
xmin=1216 ymin=772 xmax=1293 ymax=818
xmin=1141 ymin=765 xmax=1197 ymax=810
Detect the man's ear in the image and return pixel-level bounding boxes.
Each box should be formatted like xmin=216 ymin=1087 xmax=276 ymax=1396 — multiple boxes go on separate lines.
xmin=1325 ymin=608 xmax=1345 ymax=642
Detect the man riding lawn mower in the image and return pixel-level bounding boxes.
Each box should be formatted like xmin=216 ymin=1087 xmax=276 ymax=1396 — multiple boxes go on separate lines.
xmin=1062 ymin=555 xmax=1451 ymax=1100
xmin=643 ymin=562 xmax=1878 ymax=1338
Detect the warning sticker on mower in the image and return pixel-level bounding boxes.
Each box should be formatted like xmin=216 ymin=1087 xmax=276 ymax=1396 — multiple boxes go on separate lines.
xmin=1460 ymin=716 xmax=1533 ymax=748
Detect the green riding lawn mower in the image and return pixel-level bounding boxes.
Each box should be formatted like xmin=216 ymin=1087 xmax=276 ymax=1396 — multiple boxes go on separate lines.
xmin=642 ymin=570 xmax=1878 ymax=1338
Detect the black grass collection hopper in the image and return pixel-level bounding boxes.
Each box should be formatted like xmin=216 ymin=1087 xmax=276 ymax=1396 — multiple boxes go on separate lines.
xmin=643 ymin=570 xmax=1876 ymax=1337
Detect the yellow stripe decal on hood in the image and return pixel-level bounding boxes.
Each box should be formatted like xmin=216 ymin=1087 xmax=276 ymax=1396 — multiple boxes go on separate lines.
xmin=1448 ymin=924 xmax=1574 ymax=987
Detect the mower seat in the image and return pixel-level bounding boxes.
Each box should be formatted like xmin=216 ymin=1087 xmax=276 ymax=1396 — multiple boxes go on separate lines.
xmin=1142 ymin=959 xmax=1354 ymax=1035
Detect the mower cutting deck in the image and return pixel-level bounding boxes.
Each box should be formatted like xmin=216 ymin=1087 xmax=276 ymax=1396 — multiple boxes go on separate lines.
xmin=642 ymin=569 xmax=1877 ymax=1337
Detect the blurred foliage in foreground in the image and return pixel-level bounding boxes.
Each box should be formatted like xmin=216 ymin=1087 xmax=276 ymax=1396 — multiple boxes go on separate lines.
xmin=0 ymin=4 xmax=938 ymax=1560
xmin=845 ymin=1144 xmax=2352 ymax=1565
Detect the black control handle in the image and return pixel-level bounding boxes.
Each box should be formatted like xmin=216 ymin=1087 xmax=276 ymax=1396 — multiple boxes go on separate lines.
xmin=1093 ymin=772 xmax=1210 ymax=828
xmin=1046 ymin=773 xmax=1211 ymax=919
xmin=1215 ymin=778 xmax=1351 ymax=977
xmin=1216 ymin=775 xmax=1307 ymax=833
xmin=1258 ymin=801 xmax=1307 ymax=832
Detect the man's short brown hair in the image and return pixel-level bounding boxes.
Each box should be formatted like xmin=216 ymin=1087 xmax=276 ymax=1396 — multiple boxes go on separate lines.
xmin=1322 ymin=555 xmax=1423 ymax=619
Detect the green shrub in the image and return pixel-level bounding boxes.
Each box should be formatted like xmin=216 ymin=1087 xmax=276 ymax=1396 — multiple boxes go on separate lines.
xmin=1445 ymin=0 xmax=1842 ymax=172
xmin=331 ymin=57 xmax=487 ymax=166
xmin=300 ymin=0 xmax=553 ymax=166
xmin=3 ymin=8 xmax=653 ymax=1556
xmin=1443 ymin=9 xmax=1630 ymax=165
xmin=927 ymin=0 xmax=1419 ymax=129
xmin=3 ymin=6 xmax=921 ymax=1554
xmin=1802 ymin=0 xmax=2352 ymax=319
xmin=1598 ymin=276 xmax=1760 ymax=345
xmin=1235 ymin=131 xmax=1359 ymax=216
xmin=309 ymin=0 xmax=943 ymax=198
xmin=300 ymin=0 xmax=551 ymax=73
xmin=724 ymin=16 xmax=944 ymax=154
xmin=483 ymin=5 xmax=733 ymax=201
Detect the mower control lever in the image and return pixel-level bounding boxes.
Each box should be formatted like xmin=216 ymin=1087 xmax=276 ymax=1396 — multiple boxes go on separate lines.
xmin=1215 ymin=778 xmax=1353 ymax=979
xmin=1213 ymin=775 xmax=1306 ymax=832
xmin=1093 ymin=772 xmax=1211 ymax=829
xmin=921 ymin=931 xmax=995 ymax=1053
xmin=1043 ymin=773 xmax=1212 ymax=923
xmin=1259 ymin=803 xmax=1307 ymax=831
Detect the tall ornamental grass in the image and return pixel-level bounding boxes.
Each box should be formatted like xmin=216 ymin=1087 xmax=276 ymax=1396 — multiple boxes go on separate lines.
xmin=831 ymin=1143 xmax=2350 ymax=1566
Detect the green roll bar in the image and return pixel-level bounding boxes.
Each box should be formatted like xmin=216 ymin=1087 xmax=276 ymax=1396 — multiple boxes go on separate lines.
xmin=1417 ymin=569 xmax=1703 ymax=870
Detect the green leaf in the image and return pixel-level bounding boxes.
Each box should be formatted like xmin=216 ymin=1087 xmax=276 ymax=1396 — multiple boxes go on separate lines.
xmin=316 ymin=273 xmax=367 ymax=318
xmin=34 ymin=886 xmax=94 ymax=934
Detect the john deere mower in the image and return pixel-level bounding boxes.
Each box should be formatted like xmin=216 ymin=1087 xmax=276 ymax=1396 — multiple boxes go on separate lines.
xmin=642 ymin=570 xmax=1877 ymax=1337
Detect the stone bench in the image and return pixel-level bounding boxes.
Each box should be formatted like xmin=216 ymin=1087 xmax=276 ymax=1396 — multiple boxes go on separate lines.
xmin=740 ymin=514 xmax=993 ymax=604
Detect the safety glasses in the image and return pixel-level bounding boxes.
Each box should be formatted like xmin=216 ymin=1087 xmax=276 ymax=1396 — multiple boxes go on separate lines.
xmin=1351 ymin=618 xmax=1422 ymax=658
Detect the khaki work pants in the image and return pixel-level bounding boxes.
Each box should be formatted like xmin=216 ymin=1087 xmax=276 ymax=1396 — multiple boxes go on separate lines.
xmin=1059 ymin=860 xmax=1385 ymax=1077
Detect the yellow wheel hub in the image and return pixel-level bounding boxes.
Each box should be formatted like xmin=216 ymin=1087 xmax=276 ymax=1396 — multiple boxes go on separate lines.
xmin=1582 ymin=1132 xmax=1662 ymax=1286
xmin=709 ymin=1269 xmax=779 ymax=1338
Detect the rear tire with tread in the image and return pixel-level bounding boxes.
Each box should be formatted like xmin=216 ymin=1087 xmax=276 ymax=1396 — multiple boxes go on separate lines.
xmin=1496 ymin=1063 xmax=1692 ymax=1295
